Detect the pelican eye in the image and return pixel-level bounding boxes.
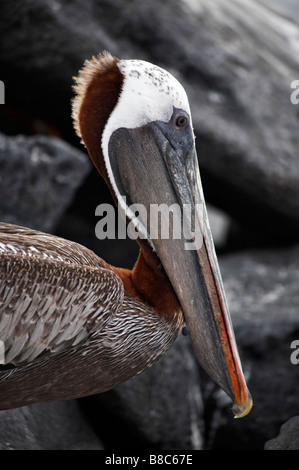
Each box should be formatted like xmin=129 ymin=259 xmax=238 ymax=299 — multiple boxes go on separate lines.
xmin=175 ymin=115 xmax=188 ymax=128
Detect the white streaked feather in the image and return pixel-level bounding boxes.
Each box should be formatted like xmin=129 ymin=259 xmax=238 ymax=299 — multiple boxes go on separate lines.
xmin=17 ymin=294 xmax=33 ymax=316
xmin=91 ymin=306 xmax=104 ymax=321
xmin=5 ymin=333 xmax=29 ymax=364
xmin=43 ymin=303 xmax=57 ymax=322
xmin=27 ymin=319 xmax=44 ymax=349
xmin=0 ymin=312 xmax=10 ymax=331
xmin=71 ymin=328 xmax=89 ymax=347
xmin=22 ymin=343 xmax=47 ymax=363
xmin=55 ymin=322 xmax=80 ymax=345
xmin=0 ymin=285 xmax=14 ymax=305
xmin=45 ymin=316 xmax=62 ymax=345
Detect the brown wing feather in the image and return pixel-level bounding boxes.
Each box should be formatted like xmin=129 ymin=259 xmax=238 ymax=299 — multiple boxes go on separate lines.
xmin=0 ymin=223 xmax=124 ymax=366
xmin=0 ymin=222 xmax=108 ymax=268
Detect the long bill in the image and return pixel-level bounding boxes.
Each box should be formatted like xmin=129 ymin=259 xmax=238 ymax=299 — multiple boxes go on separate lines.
xmin=108 ymin=122 xmax=252 ymax=418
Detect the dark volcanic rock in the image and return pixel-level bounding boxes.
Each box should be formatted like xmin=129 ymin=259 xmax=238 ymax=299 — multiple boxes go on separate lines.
xmin=1 ymin=0 xmax=299 ymax=241
xmin=0 ymin=400 xmax=103 ymax=450
xmin=265 ymin=416 xmax=299 ymax=450
xmin=203 ymin=246 xmax=299 ymax=449
xmin=0 ymin=132 xmax=91 ymax=232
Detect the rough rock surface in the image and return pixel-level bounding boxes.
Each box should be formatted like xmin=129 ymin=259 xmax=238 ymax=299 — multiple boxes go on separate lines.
xmin=265 ymin=416 xmax=299 ymax=450
xmin=0 ymin=132 xmax=90 ymax=232
xmin=0 ymin=400 xmax=103 ymax=450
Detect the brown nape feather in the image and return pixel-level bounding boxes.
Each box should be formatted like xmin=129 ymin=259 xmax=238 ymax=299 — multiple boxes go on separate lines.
xmin=72 ymin=52 xmax=123 ymax=185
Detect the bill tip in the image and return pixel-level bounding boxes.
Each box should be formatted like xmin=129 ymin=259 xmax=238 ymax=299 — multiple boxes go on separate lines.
xmin=233 ymin=394 xmax=253 ymax=419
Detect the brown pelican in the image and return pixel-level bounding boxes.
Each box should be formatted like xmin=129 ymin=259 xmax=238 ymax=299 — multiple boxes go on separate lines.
xmin=0 ymin=52 xmax=252 ymax=418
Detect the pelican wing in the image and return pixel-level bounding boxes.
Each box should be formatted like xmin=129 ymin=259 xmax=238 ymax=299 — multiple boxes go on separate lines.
xmin=0 ymin=223 xmax=124 ymax=366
